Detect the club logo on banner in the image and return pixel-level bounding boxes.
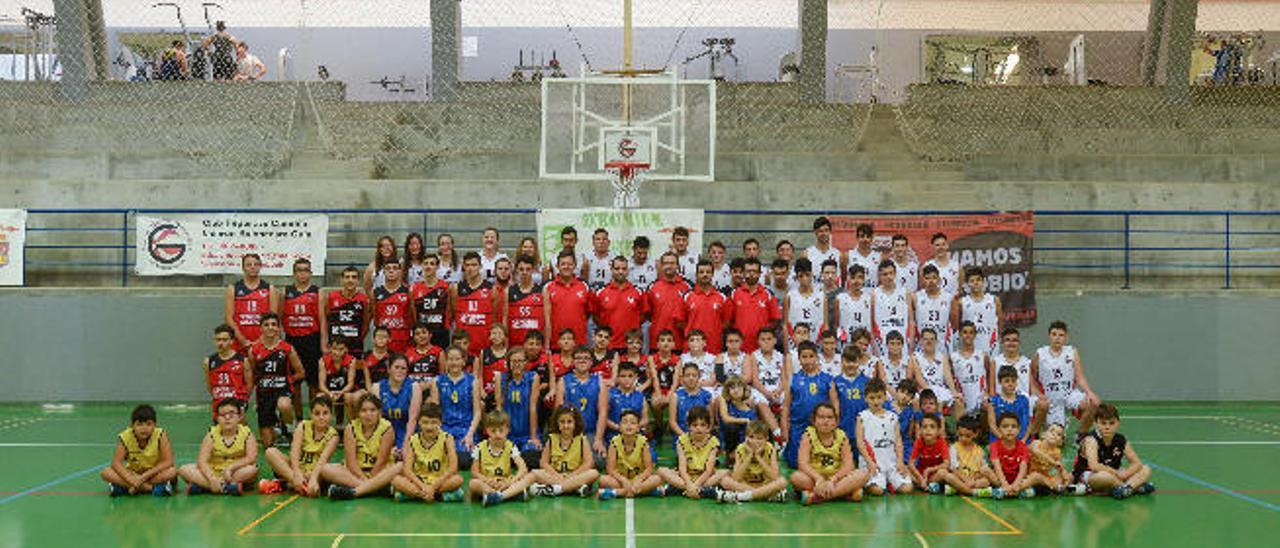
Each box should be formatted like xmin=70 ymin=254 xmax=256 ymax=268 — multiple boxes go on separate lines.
xmin=832 ymin=212 xmax=1037 ymax=326
xmin=0 ymin=209 xmax=27 ymax=286
xmin=135 ymin=213 xmax=329 ymax=276
xmin=536 ymin=209 xmax=704 ymax=266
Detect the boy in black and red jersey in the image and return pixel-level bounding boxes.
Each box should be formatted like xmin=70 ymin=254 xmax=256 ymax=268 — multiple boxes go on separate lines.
xmin=247 ymin=313 xmax=305 ymax=447
xmin=373 ymin=261 xmax=414 ymax=354
xmin=280 ymin=258 xmax=324 ymax=405
xmin=323 ymin=266 xmax=369 ymax=360
xmin=224 ymin=253 xmax=276 ymax=352
xmin=505 ymin=255 xmax=545 ymax=347
xmin=205 ymin=324 xmax=250 ymax=423
xmin=411 ymin=253 xmax=452 ymax=349
xmin=405 ymin=324 xmax=443 ymax=386
xmin=451 ymin=252 xmax=499 ymax=356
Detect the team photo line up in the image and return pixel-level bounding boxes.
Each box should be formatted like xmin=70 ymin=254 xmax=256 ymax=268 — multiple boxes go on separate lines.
xmin=108 ymin=217 xmax=1154 ymax=505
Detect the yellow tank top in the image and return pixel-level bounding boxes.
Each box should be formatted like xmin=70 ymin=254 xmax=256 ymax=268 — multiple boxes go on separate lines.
xmin=611 ymin=434 xmax=649 ymax=479
xmin=208 ymin=424 xmax=251 ymax=475
xmin=297 ymin=420 xmax=337 ymax=474
xmin=409 ymin=430 xmax=452 ymax=482
xmin=548 ymin=433 xmax=585 ymax=474
xmin=734 ymin=442 xmax=776 ymax=485
xmin=1029 ymin=441 xmax=1062 ymax=476
xmin=678 ymin=434 xmax=720 ymax=477
xmin=118 ymin=427 xmax=164 ymax=473
xmin=475 ymin=439 xmax=514 ymax=478
xmin=352 ymin=418 xmax=391 ymax=471
xmin=953 ymin=442 xmax=985 ymax=477
xmin=805 ymin=426 xmax=847 ymax=478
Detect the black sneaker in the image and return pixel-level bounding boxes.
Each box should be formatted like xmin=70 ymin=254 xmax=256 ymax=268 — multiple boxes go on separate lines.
xmin=327 ymin=484 xmax=356 ymax=500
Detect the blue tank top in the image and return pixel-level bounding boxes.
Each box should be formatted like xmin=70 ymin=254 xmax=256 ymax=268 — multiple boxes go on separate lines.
xmin=437 ymin=373 xmax=474 ymax=431
xmin=379 ymin=378 xmax=414 ymax=447
xmin=832 ymin=373 xmax=870 ymax=440
xmin=727 ymin=402 xmax=757 ymax=421
xmin=563 ymin=373 xmax=602 ymax=435
xmin=606 ymin=387 xmax=647 ymax=440
xmin=788 ymin=370 xmax=833 ymax=428
xmin=502 ymin=371 xmax=536 ymax=443
xmin=988 ymin=393 xmax=1030 ymax=443
xmin=674 ymin=386 xmax=713 ymax=432
xmin=898 ymin=406 xmax=918 ymax=463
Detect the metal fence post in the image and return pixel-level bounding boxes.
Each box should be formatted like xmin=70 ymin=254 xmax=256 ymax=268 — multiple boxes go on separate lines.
xmin=1223 ymin=212 xmax=1232 ymax=289
xmin=121 ymin=210 xmax=129 ymax=287
xmin=1122 ymin=213 xmax=1131 ymax=289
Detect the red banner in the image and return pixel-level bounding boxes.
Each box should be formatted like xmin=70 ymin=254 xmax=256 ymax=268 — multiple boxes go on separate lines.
xmin=831 ymin=212 xmax=1036 ymax=326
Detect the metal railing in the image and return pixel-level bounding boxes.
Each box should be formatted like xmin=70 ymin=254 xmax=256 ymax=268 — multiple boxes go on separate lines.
xmin=19 ymin=209 xmax=1280 ymax=289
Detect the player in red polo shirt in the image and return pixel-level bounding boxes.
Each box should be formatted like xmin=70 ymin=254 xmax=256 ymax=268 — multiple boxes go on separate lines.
xmin=646 ymin=251 xmax=690 ymax=352
xmin=682 ymin=259 xmax=732 ymax=354
xmin=731 ymin=257 xmax=781 ymax=353
xmin=594 ymin=255 xmax=648 ymax=352
xmin=544 ymin=250 xmax=590 ymax=344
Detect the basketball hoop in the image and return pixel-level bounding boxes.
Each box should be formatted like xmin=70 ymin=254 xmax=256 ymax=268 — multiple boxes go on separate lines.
xmin=605 ymin=160 xmax=649 ymax=209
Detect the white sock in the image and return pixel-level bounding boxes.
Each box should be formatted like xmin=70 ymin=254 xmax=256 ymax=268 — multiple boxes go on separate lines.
xmin=738 ymin=490 xmax=754 ymax=501
xmin=552 ymin=485 xmax=563 ymax=495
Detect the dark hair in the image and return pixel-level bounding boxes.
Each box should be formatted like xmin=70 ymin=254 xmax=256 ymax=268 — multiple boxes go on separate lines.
xmin=572 ymin=345 xmax=593 ymax=359
xmin=686 ymin=329 xmax=706 ymax=341
xmin=891 ymin=234 xmax=908 ymax=245
xmin=848 ymin=264 xmax=866 ymax=278
xmin=687 ymin=406 xmax=712 ymax=426
xmin=436 ymin=233 xmax=459 ymax=269
xmin=849 ymin=327 xmax=871 ymax=343
xmin=931 ymin=232 xmax=948 ymax=244
xmin=673 ymin=226 xmax=690 ymax=238
xmin=1049 ymin=321 xmax=1069 ymax=333
xmin=260 ymin=312 xmax=281 ymax=325
xmin=964 ymin=266 xmax=984 ymax=281
xmin=342 ymin=265 xmax=361 ymax=277
xmin=1001 ymin=327 xmax=1020 ymax=339
xmin=551 ymin=406 xmax=585 ymax=436
xmin=794 ymin=257 xmax=813 ymax=274
xmin=796 ymin=340 xmax=819 ymax=356
xmin=865 ymin=378 xmax=887 ymax=396
xmin=919 ymin=389 xmax=938 ymax=403
xmin=215 ymin=20 xmax=226 ymax=32
xmin=919 ymin=327 xmax=937 ymax=338
xmin=593 ymin=228 xmax=609 ymax=238
xmin=878 ymin=259 xmax=896 ymax=272
xmin=463 ymin=251 xmax=481 ymax=264
xmin=959 ymin=320 xmax=976 ymax=331
xmin=633 ymin=236 xmax=650 ymax=249
xmin=775 ymin=239 xmax=793 ymax=252
xmin=771 ymin=258 xmax=790 ymax=270
xmin=921 ymin=264 xmax=939 ymax=277
xmin=373 ymin=235 xmax=397 ymax=271
xmin=742 ymin=238 xmax=760 ymax=249
xmin=625 ymin=328 xmax=643 ymax=342
xmin=594 ymin=325 xmax=612 ymax=336
xmin=560 ymin=226 xmax=578 ymax=238
xmin=215 ymin=398 xmax=242 ymax=413
xmin=657 ymin=329 xmax=675 ymax=340
xmin=524 ymin=330 xmax=545 ymax=344
xmin=810 ymin=402 xmax=836 ymax=424
xmin=241 ymin=253 xmax=262 ymax=265
xmin=724 ymin=327 xmax=742 ymax=340
xmin=373 ymin=325 xmax=391 ymax=337
xmin=620 ymin=408 xmax=643 ymax=423
xmin=897 ymin=378 xmax=918 ymax=395
xmin=819 ymin=329 xmax=838 ymax=341
xmin=1096 ymin=403 xmax=1119 ymax=421
xmin=214 ymin=323 xmax=235 ymax=338
xmin=483 ymin=409 xmax=510 ymax=429
xmin=403 ymin=233 xmax=426 ymax=267
xmin=920 ymin=413 xmax=943 ymax=429
xmin=957 ymin=415 xmax=981 ymax=433
xmin=856 ymin=223 xmax=874 ymax=238
xmin=420 ymin=402 xmax=442 ymax=420
xmin=311 ymin=394 xmax=334 ymax=412
xmin=708 ymin=240 xmax=726 ymax=251
xmin=556 ymin=249 xmax=577 ymax=264
xmin=885 ymin=330 xmax=904 ymax=343
xmin=696 ymin=258 xmax=713 ymax=271
xmin=997 ymin=365 xmax=1018 ymax=381
xmin=744 ymin=257 xmax=761 ymax=269
xmin=813 ymin=216 xmax=832 ymax=231
xmin=997 ymin=411 xmax=1020 ymax=426
xmin=358 ymin=393 xmax=383 ymax=411
xmin=681 ymin=363 xmax=701 ymax=375
xmin=516 ymin=254 xmax=536 ymax=268
xmin=618 ymin=361 xmax=640 ymax=376
xmin=821 ymin=259 xmax=838 ymax=272
xmin=793 ymin=322 xmax=812 ymax=333
xmin=729 ymin=257 xmax=745 ymax=271
xmin=131 ymin=404 xmax=157 ymax=423
xmin=840 ymin=345 xmax=862 ymax=362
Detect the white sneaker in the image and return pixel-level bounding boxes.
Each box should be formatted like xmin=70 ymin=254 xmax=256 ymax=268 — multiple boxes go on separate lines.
xmin=528 ymin=483 xmax=556 ymax=497
xmin=716 ymin=488 xmax=738 ymax=504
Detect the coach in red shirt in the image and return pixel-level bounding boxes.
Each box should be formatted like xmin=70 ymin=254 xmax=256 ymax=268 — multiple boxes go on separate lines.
xmin=647 ymin=251 xmax=690 ymax=351
xmin=594 ymin=255 xmax=648 ymax=351
xmin=682 ymin=259 xmax=732 ymax=353
xmin=544 ymin=250 xmax=590 ymax=344
xmin=731 ymin=257 xmax=781 ymax=353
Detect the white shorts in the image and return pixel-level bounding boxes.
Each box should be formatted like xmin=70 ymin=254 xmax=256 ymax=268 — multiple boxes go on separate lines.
xmin=926 ymin=385 xmax=955 ymax=407
xmin=1047 ymin=390 xmax=1086 ymax=426
xmin=958 ymin=383 xmax=985 ymax=415
xmin=1020 ymin=391 xmax=1039 ymax=414
xmin=865 ymin=462 xmax=912 ymax=492
xmin=754 ymin=385 xmax=782 ymax=405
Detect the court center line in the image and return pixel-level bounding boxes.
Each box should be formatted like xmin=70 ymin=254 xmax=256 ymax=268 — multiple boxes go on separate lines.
xmin=625 ymin=498 xmax=636 ymax=548
xmin=0 ymin=461 xmax=108 ymax=505
xmin=961 ymin=496 xmax=1023 ymax=534
xmin=913 ymin=532 xmax=931 ymax=548
xmin=237 ymin=494 xmax=301 ymax=536
xmin=1149 ymin=462 xmax=1280 ymax=513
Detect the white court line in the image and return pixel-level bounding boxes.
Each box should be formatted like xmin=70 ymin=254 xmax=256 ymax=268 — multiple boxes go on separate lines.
xmin=625 ymin=498 xmax=636 ymax=548
xmin=914 ymin=532 xmax=931 ymax=548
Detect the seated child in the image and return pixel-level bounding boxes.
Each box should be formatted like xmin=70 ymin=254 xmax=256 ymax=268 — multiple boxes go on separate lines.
xmin=658 ymin=406 xmax=725 ymax=499
xmin=391 ymin=403 xmax=465 ymax=503
xmin=1027 ymin=423 xmax=1076 ymax=495
xmin=933 ymin=415 xmax=1000 ymax=496
xmin=716 ymin=420 xmax=790 ymax=504
xmin=469 ymin=410 xmax=535 ymax=507
xmin=909 ymin=414 xmax=950 ymax=492
xmin=789 ymin=403 xmax=870 ymax=505
xmin=1071 ymin=403 xmax=1155 ymax=499
xmin=718 ymin=375 xmax=757 ymax=457
xmin=987 ymin=411 xmax=1035 ymax=499
xmin=529 ymin=406 xmax=600 ymax=498
xmin=179 ymin=398 xmax=258 ymax=495
xmin=102 ymin=404 xmax=177 ymax=496
xmin=261 ymin=395 xmax=340 ymax=496
xmin=597 ymin=410 xmax=666 ymax=500
xmin=320 ymin=394 xmax=401 ymax=499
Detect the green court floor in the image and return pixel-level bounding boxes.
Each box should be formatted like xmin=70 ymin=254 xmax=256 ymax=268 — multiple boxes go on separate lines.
xmin=1 ymin=402 xmax=1277 ymax=547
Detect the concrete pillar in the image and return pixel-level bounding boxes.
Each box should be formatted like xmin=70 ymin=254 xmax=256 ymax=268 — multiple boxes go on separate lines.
xmin=430 ymin=0 xmax=461 ymax=101
xmin=84 ymin=0 xmax=109 ymax=81
xmin=53 ymin=0 xmax=89 ymax=101
xmin=1142 ymin=0 xmax=1167 ymax=85
xmin=1163 ymin=0 xmax=1199 ymax=103
xmin=798 ymin=0 xmax=827 ymax=102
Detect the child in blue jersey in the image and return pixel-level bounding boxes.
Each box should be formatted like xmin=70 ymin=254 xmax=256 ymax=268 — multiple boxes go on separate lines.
xmin=833 ymin=345 xmax=872 ymax=465
xmin=603 ymin=362 xmax=648 ymax=445
xmin=985 ymin=366 xmax=1032 ymax=444
xmin=372 ymin=354 xmax=422 ymax=456
xmin=558 ymin=346 xmax=607 ymax=458
xmin=717 ymin=375 xmax=757 ymax=459
xmin=892 ymin=378 xmax=919 ymax=464
xmin=497 ymin=348 xmax=542 ymax=465
xmin=782 ymin=341 xmax=836 ymax=468
xmin=668 ymin=363 xmax=714 ymax=453
xmin=431 ymin=345 xmax=483 ymax=468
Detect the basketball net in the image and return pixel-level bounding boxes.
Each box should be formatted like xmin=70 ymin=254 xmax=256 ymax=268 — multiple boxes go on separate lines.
xmin=605 ymin=161 xmax=648 ymax=209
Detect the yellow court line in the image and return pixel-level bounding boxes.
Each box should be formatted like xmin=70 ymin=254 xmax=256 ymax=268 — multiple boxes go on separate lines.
xmin=330 ymin=533 xmax=345 ymax=548
xmin=961 ymin=496 xmax=1023 ymax=535
xmin=236 ymin=494 xmax=300 ymax=536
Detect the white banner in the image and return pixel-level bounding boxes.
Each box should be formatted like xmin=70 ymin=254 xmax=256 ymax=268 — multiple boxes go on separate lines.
xmin=0 ymin=209 xmax=27 ymax=286
xmin=536 ymin=209 xmax=705 ymax=265
xmin=136 ymin=213 xmax=328 ymax=276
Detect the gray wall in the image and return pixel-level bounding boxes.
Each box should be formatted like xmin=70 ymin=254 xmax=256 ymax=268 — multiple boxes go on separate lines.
xmin=0 ymin=289 xmax=1275 ymax=402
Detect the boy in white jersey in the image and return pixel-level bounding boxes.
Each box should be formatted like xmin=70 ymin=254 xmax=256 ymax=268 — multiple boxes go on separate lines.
xmin=748 ymin=329 xmax=789 ymax=408
xmin=1030 ymin=321 xmax=1099 ymax=431
xmin=768 ymin=258 xmax=796 ymax=300
xmin=888 ymin=234 xmax=919 ymax=294
xmin=848 ymin=328 xmax=881 ymax=380
xmin=871 ymin=260 xmax=914 ymax=356
xmin=628 ymin=236 xmax=657 ymax=290
xmin=879 ymin=331 xmax=911 ymax=396
xmin=950 ymin=321 xmax=993 ymax=419
xmin=848 ymin=223 xmax=880 ymax=289
xmin=681 ymin=330 xmax=719 ymax=399
xmin=992 ymin=327 xmax=1048 ymax=432
xmin=913 ymin=265 xmax=953 ymax=353
xmin=951 ymin=267 xmax=1001 ymax=356
xmin=816 ymin=330 xmax=842 ymax=377
xmin=908 ymin=328 xmax=959 ymax=417
xmin=741 ymin=239 xmax=769 ymax=286
xmin=856 ymin=378 xmax=913 ymax=495
xmin=805 ymin=217 xmax=844 ymax=280
xmin=583 ymin=228 xmax=613 ymax=290
xmin=783 ymin=258 xmax=826 ymax=348
xmin=923 ymin=233 xmax=961 ymax=296
xmin=671 ymin=226 xmax=699 ymax=284
xmin=707 ymin=241 xmax=732 ymax=291
xmin=835 ymin=264 xmax=872 ymax=345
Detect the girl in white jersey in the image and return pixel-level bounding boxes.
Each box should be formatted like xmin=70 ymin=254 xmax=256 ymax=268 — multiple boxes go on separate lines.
xmin=909 ymin=328 xmax=958 ymax=413
xmin=913 ymin=264 xmax=953 ymax=353
xmin=1030 ymin=321 xmax=1099 ymax=431
xmin=835 ymin=265 xmax=873 ymax=346
xmin=950 ymin=321 xmax=993 ymax=417
xmin=871 ymin=260 xmax=913 ymax=356
xmin=680 ymin=330 xmax=719 ymax=398
xmin=951 ymin=267 xmax=1001 ymax=356
xmin=784 ymin=258 xmax=826 ymax=346
xmin=478 ymin=227 xmax=509 ymax=283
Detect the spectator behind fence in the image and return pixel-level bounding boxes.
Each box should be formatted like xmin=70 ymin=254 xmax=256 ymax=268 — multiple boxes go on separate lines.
xmin=202 ymin=21 xmax=239 ymax=81
xmin=156 ymin=40 xmax=188 ymax=81
xmin=234 ymin=42 xmax=267 ymax=82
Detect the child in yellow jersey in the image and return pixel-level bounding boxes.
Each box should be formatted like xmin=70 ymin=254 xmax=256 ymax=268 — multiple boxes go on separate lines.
xmin=788 ymin=403 xmax=869 ymax=505
xmin=716 ymin=420 xmax=790 ymax=503
xmin=598 ymin=409 xmax=666 ymax=500
xmin=103 ymin=404 xmax=177 ymax=496
xmin=1027 ymin=422 xmax=1072 ymax=494
xmin=392 ymin=403 xmax=466 ymax=503
xmin=260 ymin=395 xmax=340 ymax=497
xmin=934 ymin=415 xmax=1000 ymax=496
xmin=657 ymin=406 xmax=725 ymax=499
xmin=320 ymin=393 xmax=402 ymax=499
xmin=179 ymin=398 xmax=259 ymax=495
xmin=469 ymin=409 xmax=535 ymax=507
xmin=529 ymin=406 xmax=600 ymax=497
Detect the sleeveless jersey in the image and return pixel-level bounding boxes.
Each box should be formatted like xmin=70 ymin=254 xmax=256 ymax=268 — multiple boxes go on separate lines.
xmin=872 ymin=286 xmax=910 ymax=345
xmin=817 ymin=352 xmax=841 ymax=377
xmin=326 ymin=290 xmax=369 ymax=355
xmin=409 ymin=430 xmax=452 ymax=481
xmin=836 ymin=290 xmax=872 ymax=342
xmin=322 ymin=353 xmax=355 ymax=392
xmin=752 ymin=349 xmax=785 ymax=393
xmin=805 ymin=245 xmax=841 ymax=275
xmin=455 ymin=279 xmax=496 ymax=354
xmin=680 ymin=351 xmax=717 ymax=385
xmin=563 ymin=373 xmax=602 ymax=435
xmin=479 ymin=251 xmax=509 ymax=283
xmin=373 ymin=284 xmax=413 ymax=351
xmin=479 ymin=347 xmax=509 ymax=398
xmin=547 ymin=433 xmax=586 ymax=473
xmin=719 ymin=352 xmax=748 ymax=383
xmin=961 ymin=294 xmax=1000 ymax=354
xmin=208 ymin=351 xmax=249 ymax=401
xmin=787 ymin=370 xmax=833 ymax=428
xmin=232 ymin=280 xmax=271 ymax=342
xmin=1036 ymin=345 xmax=1078 ymax=397
xmin=951 ymin=442 xmax=985 ymax=478
xmin=924 ymin=257 xmax=961 ymax=296
xmin=894 ymin=260 xmax=920 ymax=294
xmin=379 ymin=378 xmax=415 ymax=447
xmin=677 ymin=434 xmax=720 ymax=477
xmin=675 ymin=251 xmax=699 ymax=284
xmin=913 ymin=289 xmax=952 ymax=347
xmin=833 ymin=373 xmax=870 ymax=439
xmin=297 ymin=420 xmax=337 ymax=474
xmin=950 ymin=348 xmax=988 ymax=404
xmin=711 ymin=263 xmax=732 ymax=292
xmin=786 ymin=288 xmax=825 ymax=340
xmin=119 ymin=427 xmax=164 ymax=473
xmin=650 ymin=352 xmax=680 ymax=393
xmin=848 ymin=249 xmax=881 ymax=288
xmin=208 ymin=424 xmax=251 ymax=475
xmin=585 ymin=251 xmax=613 ymax=290
xmin=411 ymin=279 xmax=450 ymax=332
xmin=735 ymin=442 xmax=776 ymax=485
xmin=502 ymin=371 xmax=536 ymax=441
xmin=364 ymin=351 xmax=390 ymax=385
xmin=351 ymin=418 xmax=391 ymax=471
xmin=805 ymin=426 xmax=847 ymax=478
xmin=915 ymin=349 xmax=948 ymax=389
xmin=250 ymin=340 xmax=295 ymax=391
xmin=607 ymin=387 xmax=646 ymax=434
xmin=474 ymin=438 xmax=515 ymax=478
xmin=858 ymin=409 xmax=900 ymax=465
xmin=993 ymin=353 xmax=1033 ymax=395
xmin=674 ymin=386 xmax=713 ymax=432
xmin=628 ymin=258 xmax=658 ymax=290
xmin=1073 ymin=431 xmax=1128 ymax=480
xmin=281 ymin=285 xmax=321 ymax=338
xmin=405 ymin=345 xmax=442 ymax=384
xmin=612 ymin=434 xmax=649 ymax=479
xmin=988 ymin=394 xmax=1031 ymax=442
xmin=437 ymin=260 xmax=461 ymax=284
xmin=506 ymin=283 xmax=545 ymax=345
xmin=436 ymin=373 xmax=475 ymax=431
xmin=881 ymin=353 xmax=910 ymax=391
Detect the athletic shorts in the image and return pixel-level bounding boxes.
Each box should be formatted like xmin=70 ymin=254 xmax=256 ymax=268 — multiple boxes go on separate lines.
xmin=287 ymin=332 xmax=323 ymax=388
xmin=255 ymin=388 xmax=293 ymax=429
xmin=866 ymin=465 xmax=912 ymax=492
xmin=958 ymin=384 xmax=985 ymax=416
xmin=427 ymin=327 xmax=450 ymax=349
xmin=1047 ymin=390 xmax=1086 ymax=426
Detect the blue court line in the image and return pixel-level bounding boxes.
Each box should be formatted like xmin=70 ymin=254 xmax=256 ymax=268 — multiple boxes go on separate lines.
xmin=1150 ymin=462 xmax=1280 ymax=512
xmin=0 ymin=462 xmax=109 ymax=506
